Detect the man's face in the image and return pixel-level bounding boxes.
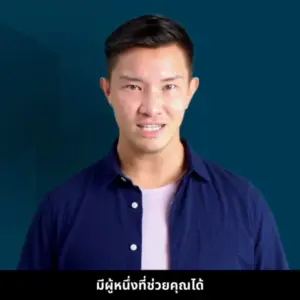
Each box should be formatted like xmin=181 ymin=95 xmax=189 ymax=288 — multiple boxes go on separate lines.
xmin=100 ymin=44 xmax=199 ymax=154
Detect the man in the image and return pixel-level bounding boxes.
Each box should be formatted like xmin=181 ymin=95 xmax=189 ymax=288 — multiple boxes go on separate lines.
xmin=17 ymin=14 xmax=288 ymax=270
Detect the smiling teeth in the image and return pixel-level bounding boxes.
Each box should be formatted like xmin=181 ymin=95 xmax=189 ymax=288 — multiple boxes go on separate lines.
xmin=141 ymin=124 xmax=162 ymax=131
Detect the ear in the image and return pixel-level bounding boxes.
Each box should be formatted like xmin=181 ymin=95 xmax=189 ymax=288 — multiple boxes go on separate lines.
xmin=100 ymin=77 xmax=112 ymax=105
xmin=185 ymin=77 xmax=200 ymax=109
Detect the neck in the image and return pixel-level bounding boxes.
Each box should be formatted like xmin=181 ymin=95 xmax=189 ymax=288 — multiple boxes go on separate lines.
xmin=116 ymin=137 xmax=186 ymax=189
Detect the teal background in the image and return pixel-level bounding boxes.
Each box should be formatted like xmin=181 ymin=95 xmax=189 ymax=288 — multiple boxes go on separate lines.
xmin=0 ymin=1 xmax=299 ymax=269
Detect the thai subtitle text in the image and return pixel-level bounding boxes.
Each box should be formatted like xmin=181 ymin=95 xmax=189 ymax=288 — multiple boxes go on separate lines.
xmin=96 ymin=275 xmax=204 ymax=293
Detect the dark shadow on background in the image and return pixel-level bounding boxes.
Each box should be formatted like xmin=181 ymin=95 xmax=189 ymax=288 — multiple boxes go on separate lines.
xmin=36 ymin=61 xmax=118 ymax=199
xmin=0 ymin=23 xmax=60 ymax=160
xmin=0 ymin=22 xmax=116 ymax=269
xmin=0 ymin=21 xmax=61 ymax=269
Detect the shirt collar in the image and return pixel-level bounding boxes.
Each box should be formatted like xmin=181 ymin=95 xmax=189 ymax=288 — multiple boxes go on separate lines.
xmin=98 ymin=138 xmax=211 ymax=184
xmin=181 ymin=139 xmax=211 ymax=182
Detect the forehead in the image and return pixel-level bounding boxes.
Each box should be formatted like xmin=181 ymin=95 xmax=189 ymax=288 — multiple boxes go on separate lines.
xmin=111 ymin=44 xmax=189 ymax=81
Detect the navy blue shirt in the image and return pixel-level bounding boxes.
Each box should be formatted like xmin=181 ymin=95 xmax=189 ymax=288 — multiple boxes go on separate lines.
xmin=17 ymin=140 xmax=288 ymax=270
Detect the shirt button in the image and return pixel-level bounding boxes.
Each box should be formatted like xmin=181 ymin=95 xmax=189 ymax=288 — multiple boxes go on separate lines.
xmin=131 ymin=202 xmax=138 ymax=209
xmin=130 ymin=244 xmax=137 ymax=251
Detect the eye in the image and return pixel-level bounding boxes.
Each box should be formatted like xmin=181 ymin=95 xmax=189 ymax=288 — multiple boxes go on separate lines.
xmin=164 ymin=84 xmax=176 ymax=90
xmin=124 ymin=84 xmax=141 ymax=90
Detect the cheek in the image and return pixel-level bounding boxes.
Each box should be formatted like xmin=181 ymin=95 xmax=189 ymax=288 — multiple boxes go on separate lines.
xmin=112 ymin=92 xmax=139 ymax=119
xmin=169 ymin=99 xmax=186 ymax=111
xmin=165 ymin=94 xmax=187 ymax=114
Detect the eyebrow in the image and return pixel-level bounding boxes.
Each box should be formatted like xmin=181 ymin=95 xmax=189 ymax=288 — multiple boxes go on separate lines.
xmin=119 ymin=74 xmax=183 ymax=82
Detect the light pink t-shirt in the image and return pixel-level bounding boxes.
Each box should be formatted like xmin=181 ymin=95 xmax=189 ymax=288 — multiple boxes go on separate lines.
xmin=141 ymin=181 xmax=179 ymax=270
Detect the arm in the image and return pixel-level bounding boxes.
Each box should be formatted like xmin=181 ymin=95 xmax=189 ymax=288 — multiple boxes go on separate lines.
xmin=17 ymin=193 xmax=57 ymax=270
xmin=250 ymin=185 xmax=289 ymax=270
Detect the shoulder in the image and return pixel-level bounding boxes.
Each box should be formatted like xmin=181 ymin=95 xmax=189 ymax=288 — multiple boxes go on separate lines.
xmin=195 ymin=155 xmax=278 ymax=242
xmin=196 ymin=154 xmax=269 ymax=218
xmin=196 ymin=153 xmax=260 ymax=198
xmin=38 ymin=156 xmax=110 ymax=215
xmin=186 ymin=140 xmax=268 ymax=215
xmin=196 ymin=155 xmax=288 ymax=269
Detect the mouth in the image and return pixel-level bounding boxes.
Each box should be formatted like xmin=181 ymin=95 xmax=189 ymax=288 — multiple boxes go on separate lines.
xmin=137 ymin=124 xmax=166 ymax=132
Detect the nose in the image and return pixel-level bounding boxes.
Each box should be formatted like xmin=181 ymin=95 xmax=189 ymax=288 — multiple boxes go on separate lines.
xmin=138 ymin=89 xmax=163 ymax=116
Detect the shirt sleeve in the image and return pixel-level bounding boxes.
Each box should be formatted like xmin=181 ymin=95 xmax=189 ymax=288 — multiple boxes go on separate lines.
xmin=16 ymin=193 xmax=57 ymax=270
xmin=250 ymin=184 xmax=289 ymax=270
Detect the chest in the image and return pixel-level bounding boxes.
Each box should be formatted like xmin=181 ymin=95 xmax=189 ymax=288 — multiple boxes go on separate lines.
xmin=56 ymin=186 xmax=254 ymax=270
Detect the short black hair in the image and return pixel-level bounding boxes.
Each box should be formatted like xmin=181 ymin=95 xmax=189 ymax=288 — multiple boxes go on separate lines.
xmin=104 ymin=14 xmax=194 ymax=78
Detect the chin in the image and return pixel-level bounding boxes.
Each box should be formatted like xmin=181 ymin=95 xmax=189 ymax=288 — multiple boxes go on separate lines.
xmin=132 ymin=137 xmax=171 ymax=154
